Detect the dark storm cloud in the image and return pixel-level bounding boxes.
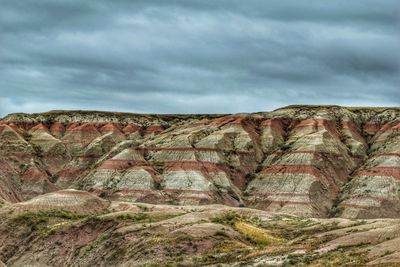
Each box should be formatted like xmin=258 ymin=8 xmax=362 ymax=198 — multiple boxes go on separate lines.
xmin=0 ymin=0 xmax=399 ymax=116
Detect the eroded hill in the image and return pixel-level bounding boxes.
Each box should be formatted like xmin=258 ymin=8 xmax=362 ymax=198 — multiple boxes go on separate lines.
xmin=0 ymin=106 xmax=399 ymax=219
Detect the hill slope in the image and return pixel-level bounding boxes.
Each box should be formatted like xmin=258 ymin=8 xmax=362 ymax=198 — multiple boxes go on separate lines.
xmin=1 ymin=192 xmax=400 ymax=266
xmin=0 ymin=106 xmax=399 ymax=219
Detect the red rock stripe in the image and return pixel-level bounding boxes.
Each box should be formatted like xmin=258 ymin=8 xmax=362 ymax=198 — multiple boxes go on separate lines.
xmin=3 ymin=121 xmax=160 ymax=134
xmin=341 ymin=121 xmax=358 ymax=130
xmin=370 ymin=152 xmax=400 ymax=158
xmin=378 ymin=121 xmax=399 ymax=132
xmin=355 ymin=167 xmax=400 ymax=180
xmin=249 ymin=192 xmax=309 ymax=196
xmin=271 ymin=150 xmax=343 ymax=158
xmin=122 ymin=124 xmax=141 ymax=134
xmin=393 ymin=123 xmax=400 ymax=130
xmin=167 ymin=196 xmax=212 ymax=201
xmin=59 ymin=167 xmax=82 ymax=172
xmin=162 ymin=189 xmax=211 ymax=193
xmin=363 ymin=123 xmax=382 ymax=134
xmin=260 ymin=164 xmax=341 ymax=192
xmin=344 ymin=194 xmax=395 ymax=202
xmin=99 ymin=160 xmax=147 ymax=170
xmin=260 ymin=119 xmax=282 ymax=127
xmin=30 ymin=123 xmax=50 ymax=132
xmin=75 ymin=155 xmax=112 ymax=158
xmin=139 ymin=147 xmax=252 ymax=154
xmin=249 ymin=199 xmax=311 ymax=205
xmin=67 ymin=124 xmax=100 ymax=132
xmin=260 ymin=119 xmax=286 ymax=136
xmin=104 ymin=188 xmax=155 ymax=193
xmin=193 ymin=116 xmax=245 ymax=126
xmin=164 ymin=161 xmax=222 ymax=172
xmin=341 ymin=121 xmax=366 ymax=142
xmin=294 ymin=119 xmax=341 ymax=138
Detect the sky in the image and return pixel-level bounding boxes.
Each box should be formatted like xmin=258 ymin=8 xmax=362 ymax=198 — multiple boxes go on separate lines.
xmin=0 ymin=0 xmax=399 ymax=116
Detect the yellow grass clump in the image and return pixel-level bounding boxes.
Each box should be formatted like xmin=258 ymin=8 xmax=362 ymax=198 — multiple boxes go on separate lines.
xmin=234 ymin=221 xmax=285 ymax=246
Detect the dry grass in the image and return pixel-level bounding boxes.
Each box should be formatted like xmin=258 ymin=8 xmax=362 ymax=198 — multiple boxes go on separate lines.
xmin=234 ymin=221 xmax=285 ymax=246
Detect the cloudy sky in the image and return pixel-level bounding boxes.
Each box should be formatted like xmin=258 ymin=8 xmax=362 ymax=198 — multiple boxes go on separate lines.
xmin=0 ymin=1 xmax=399 ymax=116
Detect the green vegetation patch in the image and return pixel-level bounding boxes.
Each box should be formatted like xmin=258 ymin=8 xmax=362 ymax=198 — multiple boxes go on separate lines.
xmin=114 ymin=212 xmax=150 ymax=222
xmin=7 ymin=209 xmax=87 ymax=236
xmin=103 ymin=211 xmax=183 ymax=225
xmin=210 ymin=211 xmax=240 ymax=226
xmin=211 ymin=212 xmax=285 ymax=247
xmin=287 ymin=248 xmax=368 ymax=266
xmin=11 ymin=209 xmax=84 ymax=224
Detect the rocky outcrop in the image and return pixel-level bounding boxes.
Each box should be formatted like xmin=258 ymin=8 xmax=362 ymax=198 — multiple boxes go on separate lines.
xmin=0 ymin=106 xmax=399 ymax=218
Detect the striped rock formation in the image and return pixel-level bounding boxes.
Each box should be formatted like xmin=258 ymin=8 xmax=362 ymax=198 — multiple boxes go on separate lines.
xmin=0 ymin=111 xmax=220 ymax=202
xmin=337 ymin=120 xmax=400 ymax=218
xmin=79 ymin=116 xmax=261 ymax=206
xmin=245 ymin=118 xmax=360 ymax=217
xmin=0 ymin=106 xmax=399 ymax=218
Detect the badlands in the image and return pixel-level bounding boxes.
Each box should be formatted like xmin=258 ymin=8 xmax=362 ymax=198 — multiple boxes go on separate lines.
xmin=0 ymin=105 xmax=399 ymax=266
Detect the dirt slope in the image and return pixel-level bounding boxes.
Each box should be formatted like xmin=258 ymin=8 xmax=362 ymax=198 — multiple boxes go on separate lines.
xmin=0 ymin=192 xmax=400 ymax=266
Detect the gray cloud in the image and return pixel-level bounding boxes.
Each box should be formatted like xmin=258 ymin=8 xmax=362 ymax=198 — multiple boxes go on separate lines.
xmin=0 ymin=0 xmax=399 ymax=116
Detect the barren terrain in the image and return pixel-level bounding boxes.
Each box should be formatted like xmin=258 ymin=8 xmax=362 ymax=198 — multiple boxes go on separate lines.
xmin=0 ymin=105 xmax=399 ymax=266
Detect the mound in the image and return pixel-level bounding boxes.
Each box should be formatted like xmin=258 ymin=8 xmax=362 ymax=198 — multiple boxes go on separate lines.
xmin=13 ymin=189 xmax=110 ymax=215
